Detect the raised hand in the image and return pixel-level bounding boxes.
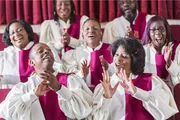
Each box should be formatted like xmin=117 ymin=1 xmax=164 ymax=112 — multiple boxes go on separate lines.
xmin=34 ymin=80 xmax=51 ymax=97
xmin=61 ymin=28 xmax=70 ymax=46
xmin=81 ymin=60 xmax=90 ymax=78
xmin=118 ymin=69 xmax=136 ymax=95
xmin=163 ymin=42 xmax=173 ymax=68
xmin=38 ymin=71 xmax=61 ymax=91
xmin=99 ymin=55 xmax=108 ymax=70
xmin=125 ymin=26 xmax=134 ymax=38
xmin=101 ymin=67 xmax=119 ymax=98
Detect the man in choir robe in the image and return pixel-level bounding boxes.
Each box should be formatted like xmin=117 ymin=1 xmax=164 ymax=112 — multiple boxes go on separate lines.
xmin=0 ymin=43 xmax=95 ymax=120
xmin=99 ymin=38 xmax=178 ymax=120
xmin=102 ymin=0 xmax=153 ymax=44
xmin=61 ymin=18 xmax=113 ymax=89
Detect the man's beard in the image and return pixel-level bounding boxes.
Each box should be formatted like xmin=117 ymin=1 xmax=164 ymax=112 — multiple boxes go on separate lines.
xmin=120 ymin=7 xmax=137 ymax=23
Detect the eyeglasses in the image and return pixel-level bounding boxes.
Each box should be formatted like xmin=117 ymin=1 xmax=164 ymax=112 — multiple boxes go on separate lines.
xmin=9 ymin=28 xmax=24 ymax=36
xmin=119 ymin=0 xmax=135 ymax=5
xmin=149 ymin=27 xmax=166 ymax=33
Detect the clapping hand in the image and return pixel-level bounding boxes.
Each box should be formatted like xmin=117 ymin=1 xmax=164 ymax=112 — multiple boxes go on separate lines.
xmin=34 ymin=71 xmax=61 ymax=97
xmin=125 ymin=26 xmax=134 ymax=38
xmin=34 ymin=80 xmax=51 ymax=97
xmin=99 ymin=55 xmax=108 ymax=70
xmin=61 ymin=28 xmax=70 ymax=46
xmin=81 ymin=60 xmax=90 ymax=79
xmin=118 ymin=69 xmax=136 ymax=95
xmin=101 ymin=67 xmax=119 ymax=98
xmin=164 ymin=42 xmax=173 ymax=68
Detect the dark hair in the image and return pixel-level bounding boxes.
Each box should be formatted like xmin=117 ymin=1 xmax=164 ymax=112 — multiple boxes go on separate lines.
xmin=111 ymin=37 xmax=145 ymax=75
xmin=2 ymin=19 xmax=34 ymax=46
xmin=142 ymin=15 xmax=174 ymax=45
xmin=53 ymin=0 xmax=76 ymax=24
xmin=82 ymin=18 xmax=101 ymax=29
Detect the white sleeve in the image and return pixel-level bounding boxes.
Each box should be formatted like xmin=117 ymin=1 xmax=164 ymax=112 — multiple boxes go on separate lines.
xmin=0 ymin=83 xmax=38 ymax=120
xmin=40 ymin=20 xmax=63 ymax=51
xmin=107 ymin=63 xmax=115 ymax=76
xmin=133 ymin=75 xmax=178 ymax=120
xmin=91 ymin=84 xmax=111 ymax=120
xmin=0 ymin=51 xmax=4 ymax=74
xmin=40 ymin=20 xmax=52 ymax=45
xmin=146 ymin=14 xmax=155 ymax=22
xmin=102 ymin=22 xmax=116 ymax=44
xmin=56 ymin=74 xmax=93 ymax=119
xmin=61 ymin=50 xmax=81 ymax=74
xmin=0 ymin=51 xmax=4 ymax=88
xmin=69 ymin=15 xmax=89 ymax=48
xmin=167 ymin=45 xmax=180 ymax=86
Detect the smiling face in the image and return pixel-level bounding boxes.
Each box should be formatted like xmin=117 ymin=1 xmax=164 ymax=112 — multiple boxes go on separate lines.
xmin=9 ymin=22 xmax=29 ymax=49
xmin=55 ymin=0 xmax=72 ymax=22
xmin=29 ymin=43 xmax=54 ymax=72
xmin=119 ymin=0 xmax=137 ymax=22
xmin=149 ymin=21 xmax=167 ymax=49
xmin=114 ymin=46 xmax=131 ymax=75
xmin=82 ymin=20 xmax=102 ymax=48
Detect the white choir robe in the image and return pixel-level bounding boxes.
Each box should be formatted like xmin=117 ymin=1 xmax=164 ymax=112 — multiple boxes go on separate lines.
xmin=0 ymin=72 xmax=111 ymax=120
xmin=40 ymin=15 xmax=88 ymax=55
xmin=96 ymin=73 xmax=178 ymax=120
xmin=61 ymin=42 xmax=113 ymax=87
xmin=103 ymin=11 xmax=153 ymax=44
xmin=0 ymin=42 xmax=34 ymax=88
xmin=143 ymin=44 xmax=172 ymax=86
xmin=0 ymin=42 xmax=65 ymax=88
xmin=167 ymin=44 xmax=180 ymax=86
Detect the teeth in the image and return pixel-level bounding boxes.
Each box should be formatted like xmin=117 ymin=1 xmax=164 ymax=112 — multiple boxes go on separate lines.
xmin=61 ymin=11 xmax=68 ymax=14
xmin=15 ymin=36 xmax=23 ymax=41
xmin=156 ymin=39 xmax=162 ymax=41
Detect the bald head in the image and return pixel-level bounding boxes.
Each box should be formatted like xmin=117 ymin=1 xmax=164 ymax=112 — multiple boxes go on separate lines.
xmin=29 ymin=43 xmax=55 ymax=72
xmin=29 ymin=43 xmax=50 ymax=59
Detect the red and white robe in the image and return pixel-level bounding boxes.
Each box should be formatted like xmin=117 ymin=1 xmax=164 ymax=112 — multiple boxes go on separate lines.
xmin=103 ymin=11 xmax=153 ymax=44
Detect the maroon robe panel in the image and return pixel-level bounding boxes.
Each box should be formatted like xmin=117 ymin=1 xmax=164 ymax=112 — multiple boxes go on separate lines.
xmin=125 ymin=73 xmax=154 ymax=120
xmin=18 ymin=45 xmax=35 ymax=83
xmin=90 ymin=43 xmax=113 ymax=88
xmin=67 ymin=15 xmax=81 ymax=39
xmin=130 ymin=12 xmax=147 ymax=40
xmin=63 ymin=15 xmax=81 ymax=53
xmin=39 ymin=73 xmax=70 ymax=120
xmin=155 ymin=54 xmax=168 ymax=79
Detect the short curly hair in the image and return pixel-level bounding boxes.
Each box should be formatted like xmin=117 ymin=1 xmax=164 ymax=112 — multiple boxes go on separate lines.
xmin=111 ymin=37 xmax=145 ymax=75
xmin=2 ymin=19 xmax=34 ymax=46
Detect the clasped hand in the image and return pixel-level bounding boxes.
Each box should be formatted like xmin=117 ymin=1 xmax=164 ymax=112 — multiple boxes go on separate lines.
xmin=34 ymin=71 xmax=61 ymax=97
